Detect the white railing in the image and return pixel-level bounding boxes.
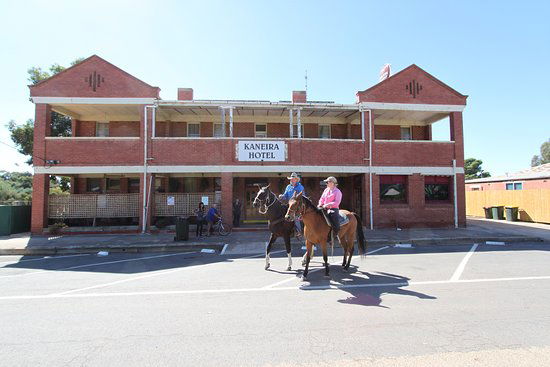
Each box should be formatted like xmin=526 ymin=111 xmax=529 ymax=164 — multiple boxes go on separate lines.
xmin=49 ymin=194 xmax=140 ymax=219
xmin=154 ymin=192 xmax=221 ymax=217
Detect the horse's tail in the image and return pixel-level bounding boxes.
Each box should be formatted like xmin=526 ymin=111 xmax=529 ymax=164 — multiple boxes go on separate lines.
xmin=353 ymin=214 xmax=367 ymax=256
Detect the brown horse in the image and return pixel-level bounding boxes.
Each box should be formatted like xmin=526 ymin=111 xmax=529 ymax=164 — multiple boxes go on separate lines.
xmin=285 ymin=191 xmax=366 ymax=279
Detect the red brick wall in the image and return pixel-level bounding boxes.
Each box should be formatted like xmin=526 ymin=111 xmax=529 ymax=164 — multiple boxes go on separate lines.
xmin=267 ymin=123 xmax=289 ymax=138
xmin=110 ymin=121 xmax=140 ymax=137
xmin=303 ymin=124 xmax=318 ymax=138
xmin=29 ymin=55 xmax=159 ymax=98
xmin=374 ymin=141 xmax=455 ymax=166
xmin=331 ymin=124 xmax=346 ymax=139
xmin=412 ymin=125 xmax=429 ymax=140
xmin=350 ymin=125 xmax=362 ymax=139
xmin=76 ymin=121 xmax=96 ymax=137
xmin=45 ymin=139 xmax=142 ymax=165
xmin=173 ymin=122 xmax=187 ymax=137
xmin=199 ymin=122 xmax=211 ymax=137
xmin=374 ymin=125 xmax=400 ymax=140
xmin=234 ymin=123 xmax=254 ymax=137
xmin=357 ymin=65 xmax=467 ymax=106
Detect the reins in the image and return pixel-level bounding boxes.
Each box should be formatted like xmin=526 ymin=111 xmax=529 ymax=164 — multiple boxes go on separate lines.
xmin=258 ymin=190 xmax=277 ymax=215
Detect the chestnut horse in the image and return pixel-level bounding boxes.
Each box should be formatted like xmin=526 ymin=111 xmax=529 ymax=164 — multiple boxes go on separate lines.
xmin=285 ymin=191 xmax=366 ymax=279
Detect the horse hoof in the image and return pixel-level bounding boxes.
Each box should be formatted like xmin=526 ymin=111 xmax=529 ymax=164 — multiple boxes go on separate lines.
xmin=286 ymin=266 xmax=292 ymax=271
xmin=324 ymin=274 xmax=330 ymax=279
xmin=265 ymin=264 xmax=270 ymax=270
xmin=302 ymin=276 xmax=308 ymax=281
xmin=301 ymin=261 xmax=307 ymax=267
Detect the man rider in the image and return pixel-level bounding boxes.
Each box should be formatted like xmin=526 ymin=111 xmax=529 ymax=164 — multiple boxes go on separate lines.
xmin=279 ymin=172 xmax=305 ymax=237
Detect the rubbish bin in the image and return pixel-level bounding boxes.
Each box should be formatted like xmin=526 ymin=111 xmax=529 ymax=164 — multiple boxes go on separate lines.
xmin=491 ymin=206 xmax=504 ymax=220
xmin=505 ymin=207 xmax=519 ymax=222
xmin=483 ymin=207 xmax=492 ymax=219
xmin=174 ymin=216 xmax=189 ymax=241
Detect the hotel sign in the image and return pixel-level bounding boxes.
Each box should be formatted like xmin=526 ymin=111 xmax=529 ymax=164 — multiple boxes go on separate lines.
xmin=237 ymin=141 xmax=286 ymax=162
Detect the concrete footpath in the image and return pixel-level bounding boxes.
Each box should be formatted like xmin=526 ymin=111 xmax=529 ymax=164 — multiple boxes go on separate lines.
xmin=0 ymin=217 xmax=547 ymax=256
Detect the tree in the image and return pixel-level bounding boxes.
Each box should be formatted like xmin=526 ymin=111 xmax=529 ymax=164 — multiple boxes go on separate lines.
xmin=0 ymin=171 xmax=33 ymax=202
xmin=7 ymin=58 xmax=84 ymax=166
xmin=465 ymin=158 xmax=491 ymax=180
xmin=531 ymin=139 xmax=550 ymax=167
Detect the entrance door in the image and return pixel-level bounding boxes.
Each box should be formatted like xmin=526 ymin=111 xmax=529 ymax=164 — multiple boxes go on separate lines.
xmin=244 ymin=178 xmax=269 ymax=223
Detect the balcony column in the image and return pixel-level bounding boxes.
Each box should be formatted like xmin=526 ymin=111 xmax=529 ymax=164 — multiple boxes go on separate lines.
xmin=221 ymin=172 xmax=233 ymax=226
xmin=289 ymin=108 xmax=294 ymax=138
xmin=297 ymin=108 xmax=302 ymax=138
xmin=220 ymin=107 xmax=226 ymax=137
xmin=229 ymin=107 xmax=234 ymax=137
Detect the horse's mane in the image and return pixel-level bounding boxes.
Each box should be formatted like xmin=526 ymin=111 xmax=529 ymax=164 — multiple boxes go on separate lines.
xmin=301 ymin=195 xmax=323 ymax=215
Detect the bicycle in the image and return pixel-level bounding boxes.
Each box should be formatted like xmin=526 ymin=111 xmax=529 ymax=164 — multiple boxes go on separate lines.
xmin=211 ymin=217 xmax=232 ymax=236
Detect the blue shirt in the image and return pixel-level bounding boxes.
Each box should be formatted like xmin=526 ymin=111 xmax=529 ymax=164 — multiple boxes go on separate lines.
xmin=282 ymin=182 xmax=305 ymax=201
xmin=206 ymin=207 xmax=219 ymax=222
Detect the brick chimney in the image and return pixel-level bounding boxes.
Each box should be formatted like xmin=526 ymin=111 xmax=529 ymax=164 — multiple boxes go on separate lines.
xmin=177 ymin=88 xmax=193 ymax=100
xmin=292 ymin=90 xmax=306 ymax=103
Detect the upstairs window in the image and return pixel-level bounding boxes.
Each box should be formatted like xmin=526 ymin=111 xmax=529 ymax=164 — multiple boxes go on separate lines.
xmin=318 ymin=124 xmax=331 ymax=139
xmin=213 ymin=123 xmax=225 ymax=137
xmin=96 ymin=122 xmax=109 ymax=137
xmin=380 ymin=175 xmax=407 ymax=203
xmin=187 ymin=123 xmax=200 ymax=137
xmin=425 ymin=176 xmax=451 ymax=201
xmin=400 ymin=126 xmax=412 ymax=140
xmin=255 ymin=124 xmax=267 ymax=138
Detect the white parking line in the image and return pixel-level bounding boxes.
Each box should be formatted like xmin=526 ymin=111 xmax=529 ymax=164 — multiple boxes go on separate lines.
xmin=450 ymin=244 xmax=478 ymax=281
xmin=0 ymin=254 xmax=91 ymax=266
xmin=262 ymin=246 xmax=391 ymax=289
xmin=0 ymin=252 xmax=198 ymax=279
xmin=1 ymin=274 xmax=549 ymax=301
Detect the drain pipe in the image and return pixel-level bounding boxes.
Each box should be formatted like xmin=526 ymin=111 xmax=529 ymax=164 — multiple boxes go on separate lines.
xmin=453 ymin=159 xmax=458 ymax=228
xmin=368 ymin=109 xmax=373 ymax=230
xmin=142 ymin=105 xmax=156 ymax=233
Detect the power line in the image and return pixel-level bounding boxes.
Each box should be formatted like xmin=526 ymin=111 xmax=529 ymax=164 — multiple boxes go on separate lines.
xmin=0 ymin=140 xmax=47 ymax=164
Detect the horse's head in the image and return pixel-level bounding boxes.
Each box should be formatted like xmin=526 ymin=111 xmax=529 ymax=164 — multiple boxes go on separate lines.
xmin=285 ymin=191 xmax=303 ymax=221
xmin=252 ymin=184 xmax=270 ymax=208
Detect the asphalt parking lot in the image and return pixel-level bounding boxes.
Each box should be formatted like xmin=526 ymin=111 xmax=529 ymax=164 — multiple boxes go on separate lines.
xmin=1 ymin=242 xmax=550 ymax=366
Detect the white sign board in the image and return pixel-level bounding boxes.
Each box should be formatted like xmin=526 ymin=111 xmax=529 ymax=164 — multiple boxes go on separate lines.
xmin=167 ymin=196 xmax=175 ymax=206
xmin=237 ymin=141 xmax=286 ymax=162
xmin=201 ymin=196 xmax=209 ymax=206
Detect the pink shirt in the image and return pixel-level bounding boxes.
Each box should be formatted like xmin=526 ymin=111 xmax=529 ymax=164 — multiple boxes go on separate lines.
xmin=318 ymin=187 xmax=342 ymax=209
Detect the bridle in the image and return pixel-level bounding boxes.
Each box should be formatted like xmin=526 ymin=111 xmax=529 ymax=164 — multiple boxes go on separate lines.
xmin=286 ymin=196 xmax=305 ymax=220
xmin=256 ymin=189 xmax=277 ymax=215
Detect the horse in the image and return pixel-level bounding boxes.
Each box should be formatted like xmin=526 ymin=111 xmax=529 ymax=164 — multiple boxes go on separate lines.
xmin=252 ymin=185 xmax=296 ymax=271
xmin=285 ymin=191 xmax=366 ymax=279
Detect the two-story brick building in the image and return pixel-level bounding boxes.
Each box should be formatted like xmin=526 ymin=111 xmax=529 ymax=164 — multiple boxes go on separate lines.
xmin=29 ymin=55 xmax=467 ymax=234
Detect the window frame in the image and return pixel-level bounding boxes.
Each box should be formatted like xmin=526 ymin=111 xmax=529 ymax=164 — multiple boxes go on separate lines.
xmin=213 ymin=123 xmax=225 ymax=138
xmin=95 ymin=121 xmax=109 ymax=137
xmin=187 ymin=123 xmax=200 ymax=138
xmin=379 ymin=175 xmax=408 ymax=204
xmin=400 ymin=126 xmax=412 ymax=140
xmin=255 ymin=123 xmax=267 ymax=138
xmin=506 ymin=181 xmax=523 ymax=190
xmin=424 ymin=176 xmax=451 ymax=202
xmin=318 ymin=124 xmax=331 ymax=139
xmin=86 ymin=178 xmax=102 ymax=193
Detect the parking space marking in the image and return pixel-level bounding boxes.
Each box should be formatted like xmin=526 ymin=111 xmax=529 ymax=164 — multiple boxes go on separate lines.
xmin=52 ymin=252 xmax=199 ymax=296
xmin=450 ymin=244 xmax=478 ymax=281
xmin=261 ymin=246 xmax=391 ymax=289
xmin=0 ymin=252 xmax=197 ymax=279
xmin=0 ymin=254 xmax=91 ymax=266
xmin=1 ymin=274 xmax=549 ymax=301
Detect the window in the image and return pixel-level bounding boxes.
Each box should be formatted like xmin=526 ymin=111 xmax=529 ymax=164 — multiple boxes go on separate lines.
xmin=255 ymin=124 xmax=267 ymax=138
xmin=213 ymin=123 xmax=225 ymax=137
xmin=96 ymin=122 xmax=109 ymax=137
xmin=183 ymin=178 xmax=197 ymax=192
xmin=380 ymin=175 xmax=407 ymax=203
xmin=318 ymin=124 xmax=331 ymax=139
xmin=86 ymin=178 xmax=102 ymax=193
xmin=106 ymin=178 xmax=120 ymax=191
xmin=425 ymin=176 xmax=451 ymax=201
xmin=506 ymin=182 xmax=523 ymax=190
xmin=400 ymin=126 xmax=412 ymax=140
xmin=187 ymin=123 xmax=200 ymax=137
xmin=168 ymin=178 xmax=180 ymax=192
xmin=129 ymin=178 xmax=140 ymax=193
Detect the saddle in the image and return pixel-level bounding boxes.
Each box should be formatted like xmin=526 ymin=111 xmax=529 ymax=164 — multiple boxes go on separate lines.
xmin=321 ymin=209 xmax=350 ymax=228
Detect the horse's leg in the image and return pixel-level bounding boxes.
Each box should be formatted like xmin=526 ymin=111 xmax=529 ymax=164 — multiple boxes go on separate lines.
xmin=322 ymin=240 xmax=330 ymax=278
xmin=284 ymin=234 xmax=292 ymax=271
xmin=265 ymin=233 xmax=276 ymax=270
xmin=303 ymin=240 xmax=313 ymax=280
xmin=345 ymin=232 xmax=354 ymax=270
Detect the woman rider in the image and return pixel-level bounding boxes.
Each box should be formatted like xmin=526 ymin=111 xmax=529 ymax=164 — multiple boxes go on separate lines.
xmin=318 ymin=176 xmax=342 ymax=242
xmin=279 ymin=172 xmax=305 ymax=237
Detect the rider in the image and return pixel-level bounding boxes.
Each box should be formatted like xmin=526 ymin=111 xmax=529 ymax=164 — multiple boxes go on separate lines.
xmin=279 ymin=172 xmax=305 ymax=237
xmin=318 ymin=176 xmax=342 ymax=242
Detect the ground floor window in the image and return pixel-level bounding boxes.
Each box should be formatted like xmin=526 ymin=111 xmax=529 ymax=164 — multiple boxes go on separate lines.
xmin=129 ymin=178 xmax=140 ymax=193
xmin=86 ymin=178 xmax=102 ymax=193
xmin=106 ymin=178 xmax=121 ymax=191
xmin=380 ymin=175 xmax=407 ymax=203
xmin=425 ymin=176 xmax=451 ymax=201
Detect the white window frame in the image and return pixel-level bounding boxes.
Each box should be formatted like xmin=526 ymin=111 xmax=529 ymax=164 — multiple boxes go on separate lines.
xmin=187 ymin=123 xmax=200 ymax=138
xmin=213 ymin=123 xmax=224 ymax=138
xmin=400 ymin=126 xmax=412 ymax=140
xmin=255 ymin=123 xmax=267 ymax=138
xmin=506 ymin=181 xmax=523 ymax=190
xmin=318 ymin=124 xmax=331 ymax=139
xmin=95 ymin=121 xmax=109 ymax=137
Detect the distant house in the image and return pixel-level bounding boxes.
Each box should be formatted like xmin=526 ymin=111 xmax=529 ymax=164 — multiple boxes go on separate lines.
xmin=465 ymin=164 xmax=550 ymax=223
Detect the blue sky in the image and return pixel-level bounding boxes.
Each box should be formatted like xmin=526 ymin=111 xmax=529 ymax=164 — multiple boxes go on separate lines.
xmin=0 ymin=0 xmax=548 ymax=175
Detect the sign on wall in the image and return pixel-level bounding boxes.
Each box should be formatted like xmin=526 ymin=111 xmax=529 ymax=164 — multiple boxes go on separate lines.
xmin=237 ymin=141 xmax=286 ymax=162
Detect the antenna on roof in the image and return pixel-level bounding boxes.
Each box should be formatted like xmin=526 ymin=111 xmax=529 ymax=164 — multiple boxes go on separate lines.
xmin=305 ymin=69 xmax=308 ymax=94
